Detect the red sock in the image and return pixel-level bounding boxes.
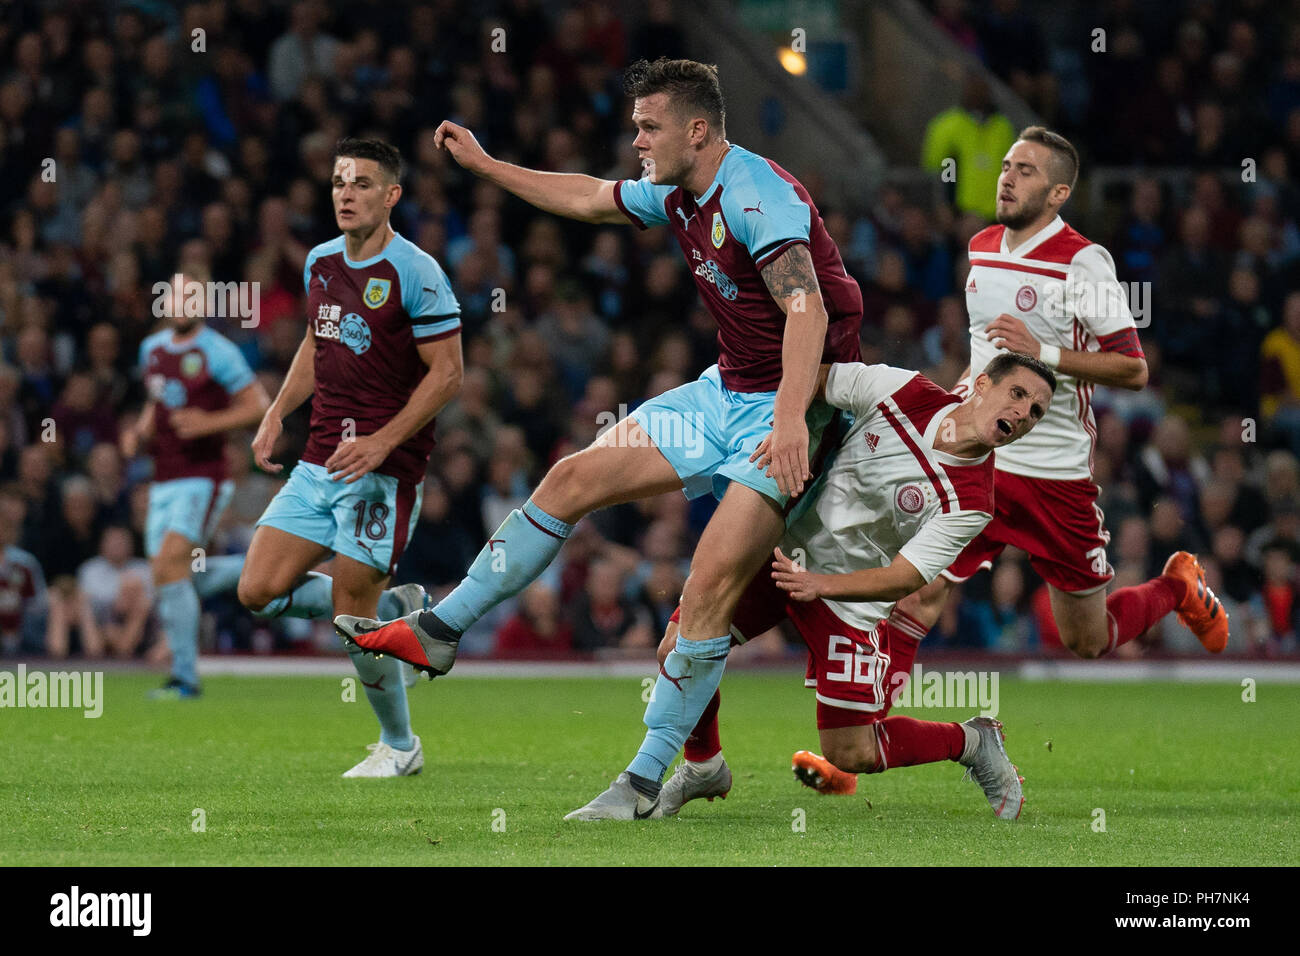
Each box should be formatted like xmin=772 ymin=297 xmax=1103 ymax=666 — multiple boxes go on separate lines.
xmin=1102 ymin=575 xmax=1186 ymax=654
xmin=882 ymin=610 xmax=925 ymax=713
xmin=684 ymin=689 xmax=722 ymax=762
xmin=873 ymin=716 xmax=966 ymax=772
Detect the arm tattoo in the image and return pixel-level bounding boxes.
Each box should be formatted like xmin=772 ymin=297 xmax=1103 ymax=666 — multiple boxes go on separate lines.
xmin=760 ymin=243 xmax=821 ymax=308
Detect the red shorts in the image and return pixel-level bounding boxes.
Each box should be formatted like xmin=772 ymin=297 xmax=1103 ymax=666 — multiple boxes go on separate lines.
xmin=670 ymin=571 xmax=911 ymax=730
xmin=944 ymin=470 xmax=1113 ymax=594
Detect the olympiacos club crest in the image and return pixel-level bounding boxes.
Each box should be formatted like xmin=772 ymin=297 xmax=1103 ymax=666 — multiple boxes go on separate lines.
xmin=896 ymin=484 xmax=925 ymax=514
xmin=1015 ymin=284 xmax=1037 ymax=312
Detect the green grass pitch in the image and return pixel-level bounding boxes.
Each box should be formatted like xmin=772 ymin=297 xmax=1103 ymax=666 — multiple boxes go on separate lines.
xmin=3 ymin=672 xmax=1296 ymax=866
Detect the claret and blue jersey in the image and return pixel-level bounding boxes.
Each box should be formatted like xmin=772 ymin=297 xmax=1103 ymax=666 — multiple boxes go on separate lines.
xmin=613 ymin=143 xmax=862 ymax=392
xmin=301 ymin=232 xmax=461 ymax=486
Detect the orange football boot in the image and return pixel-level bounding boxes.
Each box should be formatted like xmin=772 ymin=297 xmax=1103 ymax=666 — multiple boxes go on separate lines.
xmin=791 ymin=750 xmax=858 ymax=795
xmin=1162 ymin=551 xmax=1229 ymax=653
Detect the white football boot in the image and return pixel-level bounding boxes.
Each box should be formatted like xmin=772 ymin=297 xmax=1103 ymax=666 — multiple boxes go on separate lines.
xmin=342 ymin=735 xmax=424 ymax=778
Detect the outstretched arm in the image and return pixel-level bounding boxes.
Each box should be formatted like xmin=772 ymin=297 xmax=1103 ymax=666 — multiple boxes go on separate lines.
xmin=435 ymin=121 xmax=626 ymax=224
xmin=771 ymin=547 xmax=926 ymax=604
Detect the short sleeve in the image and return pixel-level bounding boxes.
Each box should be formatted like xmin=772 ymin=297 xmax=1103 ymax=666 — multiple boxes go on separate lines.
xmin=721 ymin=167 xmax=810 ymax=269
xmin=1069 ymin=244 xmax=1136 ymax=338
xmin=613 ymin=177 xmax=673 ymax=228
xmin=824 ymin=363 xmax=919 ymax=418
xmin=399 ymin=251 xmax=462 ymax=343
xmin=898 ymin=509 xmax=992 ymax=583
xmin=303 ymin=250 xmax=319 ymax=295
xmin=205 ymin=333 xmax=256 ymax=395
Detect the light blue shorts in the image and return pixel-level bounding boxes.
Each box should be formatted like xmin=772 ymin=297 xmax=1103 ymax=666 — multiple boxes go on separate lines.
xmin=146 ymin=477 xmax=235 ymax=556
xmin=256 ymin=461 xmax=423 ymax=576
xmin=630 ymin=364 xmax=838 ymax=506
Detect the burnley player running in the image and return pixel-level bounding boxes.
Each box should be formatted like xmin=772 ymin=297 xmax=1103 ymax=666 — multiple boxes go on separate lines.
xmin=572 ymin=355 xmax=1054 ymax=821
xmin=239 ymin=139 xmax=463 ymax=777
xmin=893 ymin=127 xmax=1228 ymax=665
xmin=336 ymin=59 xmax=863 ymax=814
xmin=122 ymin=274 xmax=270 ymax=699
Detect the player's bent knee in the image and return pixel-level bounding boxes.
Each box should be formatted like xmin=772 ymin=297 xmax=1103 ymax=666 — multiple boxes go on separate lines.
xmin=533 ymin=453 xmax=601 ymax=520
xmin=823 ymin=732 xmax=880 ymax=775
xmin=1060 ymin=627 xmax=1107 ymax=659
xmin=151 ymin=553 xmax=190 ymax=586
xmin=237 ymin=578 xmax=274 ymax=613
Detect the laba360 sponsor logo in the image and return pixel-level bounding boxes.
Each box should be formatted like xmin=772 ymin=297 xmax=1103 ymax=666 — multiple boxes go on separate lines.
xmin=0 ymin=664 xmax=103 ymax=718
xmin=50 ymin=886 xmax=151 ymax=936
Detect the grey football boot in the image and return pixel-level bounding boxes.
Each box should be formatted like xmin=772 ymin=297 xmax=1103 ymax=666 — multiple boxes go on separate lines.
xmin=564 ymin=773 xmax=664 ymax=821
xmin=958 ymin=716 xmax=1024 ymax=820
xmin=659 ymin=757 xmax=733 ymax=815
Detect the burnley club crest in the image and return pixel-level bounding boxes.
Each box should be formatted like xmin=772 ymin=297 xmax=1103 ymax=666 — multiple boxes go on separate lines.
xmin=363 ymin=277 xmax=391 ymax=309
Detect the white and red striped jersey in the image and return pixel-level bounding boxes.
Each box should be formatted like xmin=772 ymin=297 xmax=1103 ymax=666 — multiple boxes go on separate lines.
xmin=964 ymin=216 xmax=1144 ymax=480
xmin=784 ymin=363 xmax=995 ymax=632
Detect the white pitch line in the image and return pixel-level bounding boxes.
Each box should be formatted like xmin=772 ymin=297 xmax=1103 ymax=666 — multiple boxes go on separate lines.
xmin=111 ymin=657 xmax=1300 ymax=682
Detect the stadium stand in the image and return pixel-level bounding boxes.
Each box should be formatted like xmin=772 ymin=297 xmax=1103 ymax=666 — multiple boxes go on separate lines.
xmin=0 ymin=0 xmax=1296 ymax=662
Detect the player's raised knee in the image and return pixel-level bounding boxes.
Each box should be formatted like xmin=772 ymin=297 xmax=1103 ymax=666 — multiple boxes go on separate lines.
xmin=237 ymin=576 xmax=275 ymax=613
xmin=533 ymin=451 xmax=600 ymax=520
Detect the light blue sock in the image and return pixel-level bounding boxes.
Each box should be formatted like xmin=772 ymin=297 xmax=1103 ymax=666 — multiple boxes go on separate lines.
xmin=156 ymin=579 xmax=201 ymax=687
xmin=433 ymin=499 xmax=573 ymax=633
xmin=626 ymin=633 xmax=732 ymax=783
xmin=377 ymin=587 xmax=409 ymax=620
xmin=253 ymin=570 xmax=409 ymax=621
xmin=193 ymin=553 xmax=246 ymax=599
xmin=253 ymin=571 xmax=334 ymax=619
xmin=347 ymin=644 xmax=413 ymax=750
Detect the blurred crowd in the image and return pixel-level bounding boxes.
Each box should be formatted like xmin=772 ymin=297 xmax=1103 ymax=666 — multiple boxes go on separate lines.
xmin=0 ymin=0 xmax=1296 ymax=664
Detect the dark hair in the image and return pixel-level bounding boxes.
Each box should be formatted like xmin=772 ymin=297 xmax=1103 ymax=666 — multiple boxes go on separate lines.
xmin=334 ymin=137 xmax=403 ymax=184
xmin=1017 ymin=126 xmax=1079 ymax=191
xmin=623 ymin=58 xmax=725 ymax=134
xmin=984 ymin=351 xmax=1057 ymax=394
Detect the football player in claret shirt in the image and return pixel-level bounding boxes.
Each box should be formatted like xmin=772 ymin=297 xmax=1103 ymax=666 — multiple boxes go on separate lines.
xmin=336 ymin=58 xmax=864 ymax=816
xmin=238 ymin=139 xmax=463 ymax=777
xmin=581 ymin=354 xmax=1054 ymax=821
xmin=122 ymin=273 xmax=270 ymax=699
